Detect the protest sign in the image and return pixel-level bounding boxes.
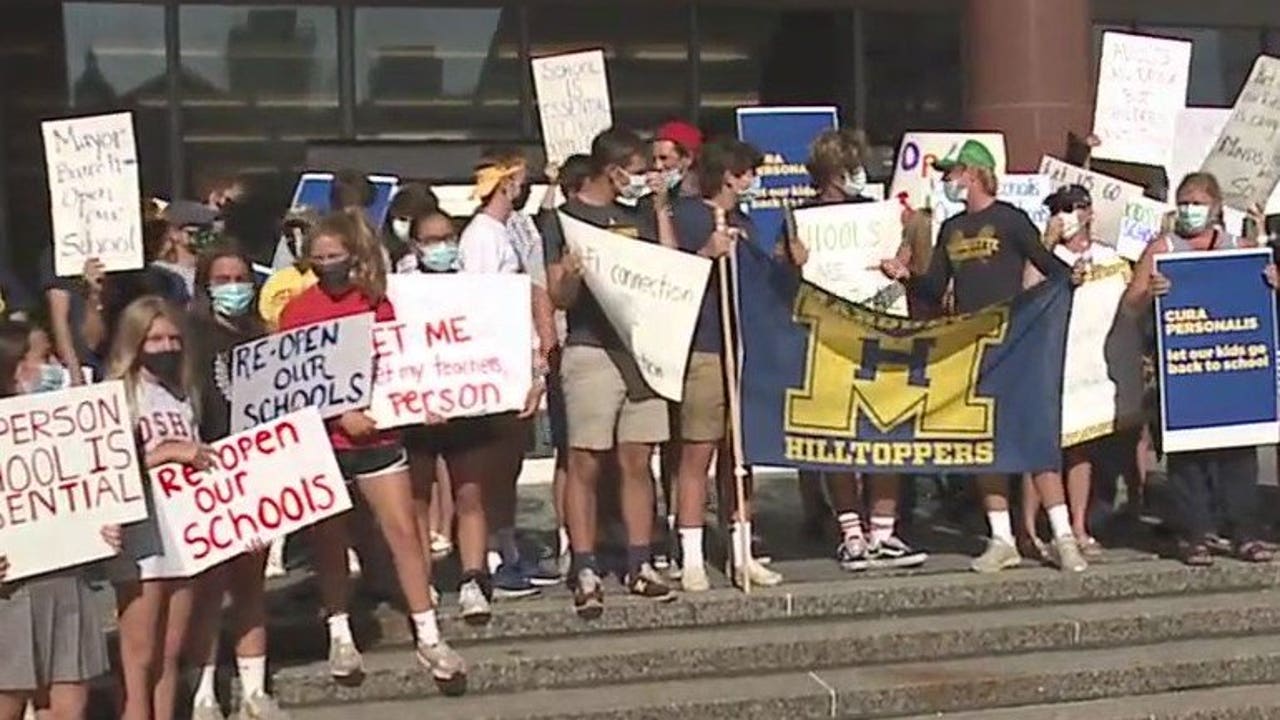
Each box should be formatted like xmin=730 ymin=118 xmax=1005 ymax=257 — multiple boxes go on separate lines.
xmin=1201 ymin=55 xmax=1280 ymax=212
xmin=863 ymin=183 xmax=886 ymax=201
xmin=998 ymin=174 xmax=1053 ymax=233
xmin=1155 ymin=248 xmax=1279 ymax=453
xmin=1056 ymin=247 xmax=1143 ymax=447
xmin=559 ymin=212 xmax=712 ymax=401
xmin=0 ymin=381 xmax=146 ymax=581
xmin=289 ymin=172 xmax=399 ymax=228
xmin=737 ymin=106 xmax=839 ymax=250
xmin=531 ymin=49 xmax=612 ymax=166
xmin=1092 ymin=32 xmax=1192 ymax=167
xmin=791 ymin=200 xmax=906 ymax=315
xmin=41 ymin=112 xmax=143 ymax=277
xmin=1117 ymin=197 xmax=1173 ymax=262
xmin=889 ymin=132 xmax=1007 ymax=209
xmin=147 ymin=407 xmax=350 ymax=578
xmin=368 ymin=273 xmax=532 ymax=427
xmin=1169 ymin=107 xmax=1229 ymax=193
xmin=1039 ymin=156 xmax=1145 ymax=247
xmin=229 ymin=313 xmax=374 ymax=432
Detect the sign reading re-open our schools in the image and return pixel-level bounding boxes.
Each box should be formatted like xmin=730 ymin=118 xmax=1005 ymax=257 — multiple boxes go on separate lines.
xmin=1155 ymin=248 xmax=1280 ymax=453
xmin=737 ymin=106 xmax=838 ymax=249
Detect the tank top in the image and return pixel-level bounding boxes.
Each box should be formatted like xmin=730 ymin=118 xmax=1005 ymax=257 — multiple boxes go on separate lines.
xmin=1161 ymin=228 xmax=1242 ymax=253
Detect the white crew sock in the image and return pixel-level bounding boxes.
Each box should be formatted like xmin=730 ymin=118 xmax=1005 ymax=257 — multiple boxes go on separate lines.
xmin=987 ymin=510 xmax=1015 ymax=545
xmin=412 ymin=609 xmax=440 ymax=646
xmin=326 ymin=613 xmax=354 ymax=645
xmin=836 ymin=512 xmax=864 ymax=543
xmin=1046 ymin=503 xmax=1073 ymax=540
xmin=236 ymin=655 xmax=266 ymax=700
xmin=678 ymin=527 xmax=705 ymax=569
xmin=557 ymin=526 xmax=571 ymax=556
xmin=730 ymin=521 xmax=749 ymax=568
xmin=869 ymin=516 xmax=896 ymax=546
xmin=192 ymin=664 xmax=217 ymax=707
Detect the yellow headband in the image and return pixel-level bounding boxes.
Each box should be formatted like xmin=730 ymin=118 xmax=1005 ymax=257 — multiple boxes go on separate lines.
xmin=471 ymin=161 xmax=525 ymax=200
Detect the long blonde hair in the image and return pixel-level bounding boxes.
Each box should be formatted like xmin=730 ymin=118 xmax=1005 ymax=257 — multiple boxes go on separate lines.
xmin=106 ymin=295 xmax=199 ymax=421
xmin=304 ymin=208 xmax=388 ymax=301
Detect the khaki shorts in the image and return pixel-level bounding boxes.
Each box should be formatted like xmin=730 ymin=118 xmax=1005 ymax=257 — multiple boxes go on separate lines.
xmin=677 ymin=351 xmax=727 ymax=443
xmin=561 ymin=344 xmax=669 ymax=451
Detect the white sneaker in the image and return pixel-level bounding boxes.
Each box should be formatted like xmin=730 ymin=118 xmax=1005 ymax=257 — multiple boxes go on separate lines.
xmin=681 ymin=564 xmax=711 ymax=593
xmin=328 ymin=640 xmax=364 ymax=684
xmin=731 ymin=558 xmax=783 ymax=588
xmin=192 ymin=700 xmax=226 ymax=720
xmin=458 ymin=579 xmax=492 ymax=626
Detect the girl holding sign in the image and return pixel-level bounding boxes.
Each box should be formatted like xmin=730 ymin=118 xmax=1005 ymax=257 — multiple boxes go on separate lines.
xmin=0 ymin=321 xmax=121 ymax=720
xmin=279 ymin=210 xmax=466 ymax=692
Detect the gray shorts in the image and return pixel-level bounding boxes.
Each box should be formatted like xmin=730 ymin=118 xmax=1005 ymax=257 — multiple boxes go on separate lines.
xmin=0 ymin=573 xmax=110 ymax=690
xmin=560 ymin=345 xmax=668 ymax=451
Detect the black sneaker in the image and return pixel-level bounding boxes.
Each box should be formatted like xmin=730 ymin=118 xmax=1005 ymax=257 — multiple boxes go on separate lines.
xmin=626 ymin=562 xmax=676 ymax=602
xmin=866 ymin=536 xmax=928 ymax=569
xmin=572 ymin=568 xmax=604 ymax=620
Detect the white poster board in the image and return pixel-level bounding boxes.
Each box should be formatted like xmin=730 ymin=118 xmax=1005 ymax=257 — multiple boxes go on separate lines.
xmin=0 ymin=382 xmax=147 ymax=581
xmin=1039 ymin=156 xmax=1146 ymax=247
xmin=41 ymin=112 xmax=143 ymax=277
xmin=998 ymin=174 xmax=1054 ymax=233
xmin=369 ymin=274 xmax=533 ymax=428
xmin=1092 ymin=32 xmax=1192 ymax=167
xmin=1169 ymin=107 xmax=1230 ymax=194
xmin=792 ymin=200 xmax=906 ymax=315
xmin=531 ymin=49 xmax=613 ymax=166
xmin=559 ymin=212 xmax=712 ymax=401
xmin=1201 ymin=55 xmax=1280 ymax=212
xmin=147 ymin=408 xmax=350 ymax=578
xmin=1056 ymin=247 xmax=1144 ymax=447
xmin=889 ymin=132 xmax=1008 ymax=209
xmin=1117 ymin=197 xmax=1174 ymax=262
xmin=229 ymin=314 xmax=375 ymax=432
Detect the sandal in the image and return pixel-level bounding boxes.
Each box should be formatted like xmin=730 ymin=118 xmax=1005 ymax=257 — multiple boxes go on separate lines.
xmin=1237 ymin=540 xmax=1274 ymax=564
xmin=1078 ymin=536 xmax=1104 ymax=559
xmin=1180 ymin=541 xmax=1214 ymax=567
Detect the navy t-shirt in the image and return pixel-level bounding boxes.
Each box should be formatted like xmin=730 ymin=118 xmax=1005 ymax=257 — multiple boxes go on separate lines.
xmin=672 ymin=197 xmax=756 ymax=354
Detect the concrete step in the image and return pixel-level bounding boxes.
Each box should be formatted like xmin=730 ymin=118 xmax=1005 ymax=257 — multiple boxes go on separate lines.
xmin=284 ymin=635 xmax=1280 ymax=719
xmin=890 ymin=684 xmax=1280 ymax=718
xmin=265 ymin=588 xmax=1280 ymax=706
xmin=261 ymin=559 xmax=1280 ymax=660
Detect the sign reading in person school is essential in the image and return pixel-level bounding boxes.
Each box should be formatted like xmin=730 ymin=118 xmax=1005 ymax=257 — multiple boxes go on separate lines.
xmin=1201 ymin=55 xmax=1280 ymax=212
xmin=736 ymin=106 xmax=839 ymax=251
xmin=0 ymin=381 xmax=146 ymax=581
xmin=289 ymin=173 xmax=400 ymax=228
xmin=559 ymin=212 xmax=712 ymax=402
xmin=531 ymin=49 xmax=613 ymax=166
xmin=147 ymin=407 xmax=350 ymax=578
xmin=368 ymin=274 xmax=533 ymax=428
xmin=1038 ymin=156 xmax=1145 ymax=248
xmin=1092 ymin=32 xmax=1192 ymax=168
xmin=889 ymin=132 xmax=1008 ymax=210
xmin=1155 ymin=248 xmax=1280 ymax=453
xmin=229 ymin=314 xmax=375 ymax=433
xmin=42 ymin=112 xmax=144 ymax=277
xmin=791 ymin=200 xmax=907 ymax=316
xmin=1116 ymin=197 xmax=1173 ymax=262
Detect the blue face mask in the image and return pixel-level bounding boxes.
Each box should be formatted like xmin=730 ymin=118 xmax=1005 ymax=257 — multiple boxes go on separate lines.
xmin=418 ymin=242 xmax=459 ymax=272
xmin=33 ymin=363 xmax=66 ymax=394
xmin=209 ymin=282 xmax=255 ymax=317
xmin=1176 ymin=203 xmax=1213 ymax=237
xmin=739 ymin=175 xmax=764 ymax=204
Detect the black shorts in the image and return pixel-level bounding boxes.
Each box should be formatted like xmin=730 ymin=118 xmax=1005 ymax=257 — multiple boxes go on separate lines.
xmin=403 ymin=415 xmax=505 ymax=457
xmin=336 ymin=445 xmax=409 ymax=481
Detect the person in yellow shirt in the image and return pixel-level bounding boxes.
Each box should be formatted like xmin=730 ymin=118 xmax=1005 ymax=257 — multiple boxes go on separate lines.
xmin=259 ymin=209 xmax=318 ymax=330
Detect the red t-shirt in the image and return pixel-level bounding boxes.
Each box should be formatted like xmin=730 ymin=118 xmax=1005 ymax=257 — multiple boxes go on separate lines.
xmin=279 ymin=284 xmax=397 ymax=451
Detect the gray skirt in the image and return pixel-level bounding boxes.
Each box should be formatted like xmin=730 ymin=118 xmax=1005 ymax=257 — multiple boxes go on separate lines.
xmin=0 ymin=573 xmax=110 ymax=690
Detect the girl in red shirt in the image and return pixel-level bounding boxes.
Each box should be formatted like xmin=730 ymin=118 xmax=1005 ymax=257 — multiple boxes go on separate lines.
xmin=279 ymin=210 xmax=465 ymax=692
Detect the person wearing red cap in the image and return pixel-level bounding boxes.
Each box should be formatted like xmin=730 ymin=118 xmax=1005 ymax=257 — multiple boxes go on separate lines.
xmin=653 ymin=120 xmax=702 ymax=200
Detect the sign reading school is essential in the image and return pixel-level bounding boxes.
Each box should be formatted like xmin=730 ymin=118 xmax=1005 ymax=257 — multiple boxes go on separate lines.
xmin=1155 ymin=248 xmax=1280 ymax=453
xmin=368 ymin=274 xmax=533 ymax=427
xmin=791 ymin=200 xmax=907 ymax=316
xmin=147 ymin=408 xmax=350 ymax=578
xmin=229 ymin=313 xmax=375 ymax=433
xmin=890 ymin=132 xmax=1008 ymax=209
xmin=1201 ymin=55 xmax=1280 ymax=212
xmin=559 ymin=212 xmax=712 ymax=402
xmin=1039 ymin=156 xmax=1145 ymax=248
xmin=1092 ymin=32 xmax=1192 ymax=167
xmin=736 ymin=106 xmax=839 ymax=251
xmin=531 ymin=49 xmax=613 ymax=166
xmin=42 ymin=112 xmax=143 ymax=277
xmin=0 ymin=382 xmax=146 ymax=581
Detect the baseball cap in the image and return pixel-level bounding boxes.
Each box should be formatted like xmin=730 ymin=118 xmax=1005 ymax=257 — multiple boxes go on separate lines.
xmin=656 ymin=121 xmax=703 ymax=157
xmin=1044 ymin=184 xmax=1093 ymax=213
xmin=162 ymin=200 xmax=219 ymax=228
xmin=932 ymin=140 xmax=997 ymax=173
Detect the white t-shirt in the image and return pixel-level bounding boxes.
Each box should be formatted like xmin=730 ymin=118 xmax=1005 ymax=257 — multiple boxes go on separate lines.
xmin=133 ymin=375 xmax=200 ymax=580
xmin=457 ymin=212 xmax=548 ymax=289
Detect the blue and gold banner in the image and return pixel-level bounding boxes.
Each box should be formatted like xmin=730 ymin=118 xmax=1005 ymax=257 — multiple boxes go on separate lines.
xmin=735 ymin=242 xmax=1071 ymax=474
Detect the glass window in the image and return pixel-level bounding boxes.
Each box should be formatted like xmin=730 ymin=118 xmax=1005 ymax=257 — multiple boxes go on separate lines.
xmin=529 ymin=4 xmax=690 ymax=136
xmin=863 ymin=11 xmax=963 ymax=152
xmin=179 ymin=5 xmax=339 ymax=196
xmin=63 ymin=2 xmax=170 ymax=195
xmin=698 ymin=8 xmax=855 ymax=138
xmin=1135 ymin=26 xmax=1262 ymax=106
xmin=354 ymin=6 xmax=522 ymax=141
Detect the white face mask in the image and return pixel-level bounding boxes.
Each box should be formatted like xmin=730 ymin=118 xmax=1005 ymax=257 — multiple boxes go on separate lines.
xmin=842 ymin=168 xmax=867 ymax=198
xmin=1057 ymin=210 xmax=1082 ymax=239
xmin=391 ymin=218 xmax=411 ymax=241
xmin=620 ymin=173 xmax=652 ymax=201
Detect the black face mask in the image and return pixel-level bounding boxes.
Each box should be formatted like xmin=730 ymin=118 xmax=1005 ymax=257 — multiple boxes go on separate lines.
xmin=141 ymin=350 xmax=183 ymax=386
xmin=316 ymin=259 xmax=353 ymax=295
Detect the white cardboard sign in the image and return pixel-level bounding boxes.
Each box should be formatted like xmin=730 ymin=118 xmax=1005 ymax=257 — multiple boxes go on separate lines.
xmin=998 ymin=174 xmax=1054 ymax=233
xmin=1201 ymin=55 xmax=1280 ymax=212
xmin=41 ymin=112 xmax=143 ymax=277
xmin=1092 ymin=32 xmax=1192 ymax=167
xmin=531 ymin=49 xmax=613 ymax=166
xmin=1039 ymin=156 xmax=1146 ymax=247
xmin=889 ymin=132 xmax=1008 ymax=209
xmin=1117 ymin=197 xmax=1174 ymax=262
xmin=792 ymin=200 xmax=907 ymax=316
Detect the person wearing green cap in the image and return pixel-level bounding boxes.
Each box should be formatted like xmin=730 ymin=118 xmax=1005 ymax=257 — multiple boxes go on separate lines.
xmin=879 ymin=138 xmax=1089 ymax=576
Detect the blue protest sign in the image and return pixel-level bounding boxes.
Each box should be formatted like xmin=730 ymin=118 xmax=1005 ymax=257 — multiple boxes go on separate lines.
xmin=1155 ymin=248 xmax=1279 ymax=452
xmin=736 ymin=106 xmax=838 ymax=249
xmin=290 ymin=172 xmax=400 ymax=228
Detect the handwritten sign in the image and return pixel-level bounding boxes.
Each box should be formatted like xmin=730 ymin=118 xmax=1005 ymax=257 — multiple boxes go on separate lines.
xmin=998 ymin=174 xmax=1053 ymax=233
xmin=1092 ymin=32 xmax=1192 ymax=167
xmin=792 ymin=200 xmax=906 ymax=315
xmin=41 ymin=112 xmax=143 ymax=277
xmin=0 ymin=382 xmax=146 ymax=581
xmin=147 ymin=408 xmax=350 ymax=578
xmin=369 ymin=274 xmax=532 ymax=428
xmin=229 ymin=314 xmax=374 ymax=433
xmin=1117 ymin=197 xmax=1173 ymax=261
xmin=889 ymin=132 xmax=1008 ymax=209
xmin=1202 ymin=55 xmax=1280 ymax=211
xmin=1039 ymin=156 xmax=1145 ymax=247
xmin=531 ymin=50 xmax=613 ymax=166
xmin=559 ymin=212 xmax=712 ymax=401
